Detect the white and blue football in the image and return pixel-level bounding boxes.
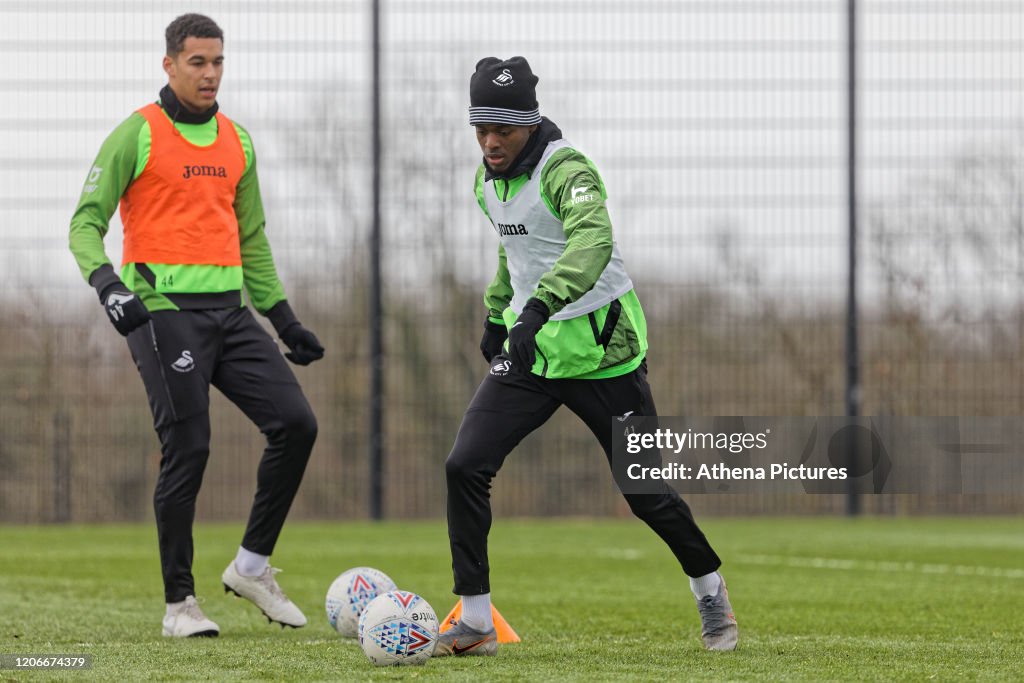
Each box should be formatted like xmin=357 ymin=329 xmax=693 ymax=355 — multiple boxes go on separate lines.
xmin=325 ymin=567 xmax=397 ymax=637
xmin=358 ymin=591 xmax=438 ymax=666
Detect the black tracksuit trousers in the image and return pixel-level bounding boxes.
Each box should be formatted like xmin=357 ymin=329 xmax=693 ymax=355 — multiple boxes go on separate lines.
xmin=446 ymin=356 xmax=721 ymax=595
xmin=126 ymin=307 xmax=317 ymax=603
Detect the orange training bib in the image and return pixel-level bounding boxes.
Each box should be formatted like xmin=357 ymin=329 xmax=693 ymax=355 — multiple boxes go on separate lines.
xmin=120 ymin=103 xmax=246 ymax=266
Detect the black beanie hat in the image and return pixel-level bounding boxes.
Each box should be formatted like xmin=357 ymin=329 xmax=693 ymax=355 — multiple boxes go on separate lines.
xmin=469 ymin=56 xmax=540 ymax=126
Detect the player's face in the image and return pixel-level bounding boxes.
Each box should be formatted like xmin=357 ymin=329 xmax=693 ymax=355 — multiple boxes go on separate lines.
xmin=476 ymin=124 xmax=537 ymax=174
xmin=163 ymin=37 xmax=224 ymax=113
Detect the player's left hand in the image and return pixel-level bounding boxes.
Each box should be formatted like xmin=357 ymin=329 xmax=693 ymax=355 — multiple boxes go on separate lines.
xmin=507 ymin=297 xmax=550 ymax=374
xmin=280 ymin=323 xmax=325 ymax=366
xmin=267 ymin=300 xmax=325 ymax=366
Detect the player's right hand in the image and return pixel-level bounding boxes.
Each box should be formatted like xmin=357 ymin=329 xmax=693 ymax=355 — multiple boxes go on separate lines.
xmin=103 ymin=288 xmax=151 ymax=336
xmin=507 ymin=298 xmax=550 ymax=373
xmin=479 ymin=318 xmax=508 ymax=363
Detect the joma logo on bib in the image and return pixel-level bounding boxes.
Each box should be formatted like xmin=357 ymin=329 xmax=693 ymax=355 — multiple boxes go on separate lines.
xmin=496 ymin=222 xmax=528 ymax=236
xmin=182 ymin=164 xmax=228 ymax=180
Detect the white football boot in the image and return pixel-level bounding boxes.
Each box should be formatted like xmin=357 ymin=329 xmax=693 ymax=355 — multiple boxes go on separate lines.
xmin=162 ymin=596 xmax=220 ymax=638
xmin=222 ymin=562 xmax=307 ymax=628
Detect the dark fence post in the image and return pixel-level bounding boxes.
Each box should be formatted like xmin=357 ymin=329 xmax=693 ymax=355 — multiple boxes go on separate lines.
xmin=52 ymin=409 xmax=71 ymax=523
xmin=845 ymin=0 xmax=862 ymax=517
xmin=369 ymin=0 xmax=384 ymax=520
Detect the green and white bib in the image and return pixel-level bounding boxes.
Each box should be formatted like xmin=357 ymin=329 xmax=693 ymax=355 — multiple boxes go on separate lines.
xmin=482 ymin=140 xmax=634 ymax=321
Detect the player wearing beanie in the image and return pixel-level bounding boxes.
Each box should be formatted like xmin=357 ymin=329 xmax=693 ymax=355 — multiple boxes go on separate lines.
xmin=437 ymin=57 xmax=739 ymax=656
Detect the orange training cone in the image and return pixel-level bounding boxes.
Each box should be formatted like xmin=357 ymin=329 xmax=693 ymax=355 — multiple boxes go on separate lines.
xmin=439 ymin=599 xmax=521 ymax=643
xmin=439 ymin=598 xmax=463 ymax=630
xmin=490 ymin=604 xmax=521 ymax=643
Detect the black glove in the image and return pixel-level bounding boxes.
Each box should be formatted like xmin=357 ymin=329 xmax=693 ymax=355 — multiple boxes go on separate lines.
xmin=90 ymin=265 xmax=151 ymax=337
xmin=507 ymin=298 xmax=550 ymax=374
xmin=480 ymin=317 xmax=508 ymax=363
xmin=267 ymin=300 xmax=325 ymax=366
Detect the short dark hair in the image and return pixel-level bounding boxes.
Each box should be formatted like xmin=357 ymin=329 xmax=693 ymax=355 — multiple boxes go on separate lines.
xmin=165 ymin=13 xmax=223 ymax=57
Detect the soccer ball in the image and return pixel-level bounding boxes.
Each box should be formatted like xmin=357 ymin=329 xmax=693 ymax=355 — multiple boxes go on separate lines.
xmin=358 ymin=591 xmax=438 ymax=666
xmin=325 ymin=567 xmax=397 ymax=637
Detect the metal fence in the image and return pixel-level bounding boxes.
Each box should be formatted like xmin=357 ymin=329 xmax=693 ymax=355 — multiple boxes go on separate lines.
xmin=1 ymin=1 xmax=1022 ymax=523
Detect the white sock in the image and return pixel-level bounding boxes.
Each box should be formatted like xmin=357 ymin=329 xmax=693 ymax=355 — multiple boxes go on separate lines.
xmin=166 ymin=597 xmax=189 ymax=616
xmin=460 ymin=593 xmax=493 ymax=631
xmin=234 ymin=546 xmax=269 ymax=577
xmin=690 ymin=572 xmax=722 ymax=599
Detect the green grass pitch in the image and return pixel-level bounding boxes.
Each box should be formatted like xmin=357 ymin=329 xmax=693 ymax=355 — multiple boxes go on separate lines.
xmin=1 ymin=517 xmax=1021 ymax=681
